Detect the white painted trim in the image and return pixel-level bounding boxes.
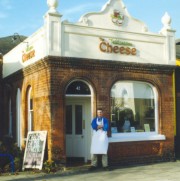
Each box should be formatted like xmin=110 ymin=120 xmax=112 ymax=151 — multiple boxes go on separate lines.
xmin=65 ymin=79 xmax=94 ymax=162
xmin=153 ymin=86 xmax=159 ymax=134
xmin=63 ymin=23 xmax=165 ymax=43
xmin=109 ymin=133 xmax=166 ymax=143
xmin=8 ymin=99 xmax=12 ymax=136
xmin=27 ymin=87 xmax=33 ymax=132
xmin=16 ymin=88 xmax=21 ymax=148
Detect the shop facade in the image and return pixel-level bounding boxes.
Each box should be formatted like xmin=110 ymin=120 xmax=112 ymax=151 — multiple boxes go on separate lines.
xmin=0 ymin=53 xmax=2 ymax=132
xmin=1 ymin=0 xmax=177 ymax=165
xmin=175 ymin=39 xmax=180 ymax=157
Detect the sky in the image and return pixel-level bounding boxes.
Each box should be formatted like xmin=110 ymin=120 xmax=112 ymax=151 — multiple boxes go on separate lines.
xmin=0 ymin=0 xmax=180 ymax=39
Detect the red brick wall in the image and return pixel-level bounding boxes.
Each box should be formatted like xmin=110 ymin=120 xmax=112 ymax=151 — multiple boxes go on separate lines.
xmin=2 ymin=56 xmax=176 ymax=165
xmin=2 ymin=61 xmax=53 ymax=160
xmin=175 ymin=68 xmax=180 ymax=157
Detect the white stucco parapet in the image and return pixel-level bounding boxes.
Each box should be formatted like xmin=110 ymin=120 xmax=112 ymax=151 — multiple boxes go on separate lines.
xmin=78 ymin=0 xmax=148 ymax=33
xmin=3 ymin=0 xmax=176 ymax=78
xmin=3 ymin=27 xmax=45 ymax=77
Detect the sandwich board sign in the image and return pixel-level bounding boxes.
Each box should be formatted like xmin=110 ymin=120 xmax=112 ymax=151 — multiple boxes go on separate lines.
xmin=22 ymin=131 xmax=47 ymax=170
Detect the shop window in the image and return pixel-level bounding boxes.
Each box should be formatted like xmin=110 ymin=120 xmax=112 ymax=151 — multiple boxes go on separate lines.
xmin=66 ymin=81 xmax=90 ymax=95
xmin=110 ymin=81 xmax=165 ymax=142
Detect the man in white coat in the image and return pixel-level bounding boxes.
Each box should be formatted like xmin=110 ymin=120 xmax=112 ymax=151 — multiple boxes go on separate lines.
xmin=90 ymin=109 xmax=109 ymax=171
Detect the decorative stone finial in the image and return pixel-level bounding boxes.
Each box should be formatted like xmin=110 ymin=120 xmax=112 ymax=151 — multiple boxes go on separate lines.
xmin=161 ymin=12 xmax=171 ymax=29
xmin=47 ymin=0 xmax=59 ymax=13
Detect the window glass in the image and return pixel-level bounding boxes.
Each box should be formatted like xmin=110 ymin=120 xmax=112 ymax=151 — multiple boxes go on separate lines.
xmin=27 ymin=86 xmax=33 ymax=132
xmin=30 ymin=98 xmax=33 ymax=110
xmin=111 ymin=81 xmax=155 ymax=133
xmin=75 ymin=105 xmax=83 ymax=135
xmin=66 ymin=81 xmax=90 ymax=95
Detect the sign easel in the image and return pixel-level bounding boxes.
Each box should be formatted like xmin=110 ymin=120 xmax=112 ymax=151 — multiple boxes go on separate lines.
xmin=22 ymin=131 xmax=47 ymax=170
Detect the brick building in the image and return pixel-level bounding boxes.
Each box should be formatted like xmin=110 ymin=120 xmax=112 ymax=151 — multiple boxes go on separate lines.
xmin=175 ymin=40 xmax=180 ymax=157
xmin=0 ymin=53 xmax=2 ymax=135
xmin=0 ymin=0 xmax=177 ymax=165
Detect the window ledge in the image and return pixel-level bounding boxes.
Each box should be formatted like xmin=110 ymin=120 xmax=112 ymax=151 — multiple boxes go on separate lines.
xmin=108 ymin=133 xmax=166 ymax=143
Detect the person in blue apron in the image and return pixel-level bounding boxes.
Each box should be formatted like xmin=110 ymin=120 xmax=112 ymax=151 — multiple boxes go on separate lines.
xmin=89 ymin=108 xmax=109 ymax=171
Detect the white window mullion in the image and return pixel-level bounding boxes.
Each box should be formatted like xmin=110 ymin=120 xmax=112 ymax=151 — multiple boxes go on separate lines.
xmin=153 ymin=87 xmax=159 ymax=134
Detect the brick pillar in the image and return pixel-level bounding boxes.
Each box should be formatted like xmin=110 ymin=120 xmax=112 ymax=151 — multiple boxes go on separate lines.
xmin=50 ymin=72 xmax=66 ymax=164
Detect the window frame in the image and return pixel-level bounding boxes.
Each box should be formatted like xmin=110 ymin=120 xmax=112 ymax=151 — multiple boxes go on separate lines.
xmin=8 ymin=98 xmax=13 ymax=136
xmin=109 ymin=80 xmax=165 ymax=143
xmin=27 ymin=86 xmax=33 ymax=132
xmin=16 ymin=88 xmax=21 ymax=148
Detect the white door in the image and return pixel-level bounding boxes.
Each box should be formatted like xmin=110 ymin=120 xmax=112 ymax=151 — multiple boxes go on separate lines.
xmin=66 ymin=103 xmax=85 ymax=159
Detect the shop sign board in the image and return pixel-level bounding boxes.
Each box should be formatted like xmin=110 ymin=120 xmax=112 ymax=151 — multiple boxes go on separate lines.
xmin=22 ymin=131 xmax=47 ymax=170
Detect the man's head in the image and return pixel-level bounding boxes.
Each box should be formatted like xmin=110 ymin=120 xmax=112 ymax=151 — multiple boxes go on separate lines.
xmin=97 ymin=109 xmax=103 ymax=117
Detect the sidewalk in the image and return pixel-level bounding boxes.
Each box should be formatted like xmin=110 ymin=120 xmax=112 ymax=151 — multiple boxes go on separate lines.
xmin=1 ymin=161 xmax=180 ymax=181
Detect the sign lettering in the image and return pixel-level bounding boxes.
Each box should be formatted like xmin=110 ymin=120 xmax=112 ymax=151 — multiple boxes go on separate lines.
xmin=22 ymin=50 xmax=35 ymax=62
xmin=22 ymin=131 xmax=47 ymax=170
xmin=99 ymin=41 xmax=137 ymax=55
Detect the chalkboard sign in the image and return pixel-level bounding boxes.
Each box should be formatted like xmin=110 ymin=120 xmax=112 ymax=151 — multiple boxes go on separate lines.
xmin=22 ymin=131 xmax=47 ymax=170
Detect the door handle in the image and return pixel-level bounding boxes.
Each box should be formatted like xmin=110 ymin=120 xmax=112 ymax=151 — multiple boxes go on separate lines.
xmin=81 ymin=135 xmax=84 ymax=138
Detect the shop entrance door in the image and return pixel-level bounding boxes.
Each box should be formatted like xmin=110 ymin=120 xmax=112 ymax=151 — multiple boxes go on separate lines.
xmin=66 ymin=102 xmax=86 ymax=160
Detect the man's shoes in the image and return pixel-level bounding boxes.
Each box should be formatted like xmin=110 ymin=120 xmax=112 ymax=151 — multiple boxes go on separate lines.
xmin=103 ymin=166 xmax=111 ymax=171
xmin=89 ymin=166 xmax=97 ymax=171
xmin=89 ymin=166 xmax=111 ymax=171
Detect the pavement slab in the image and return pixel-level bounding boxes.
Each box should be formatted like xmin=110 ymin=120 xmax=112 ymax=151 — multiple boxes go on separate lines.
xmin=1 ymin=161 xmax=180 ymax=181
